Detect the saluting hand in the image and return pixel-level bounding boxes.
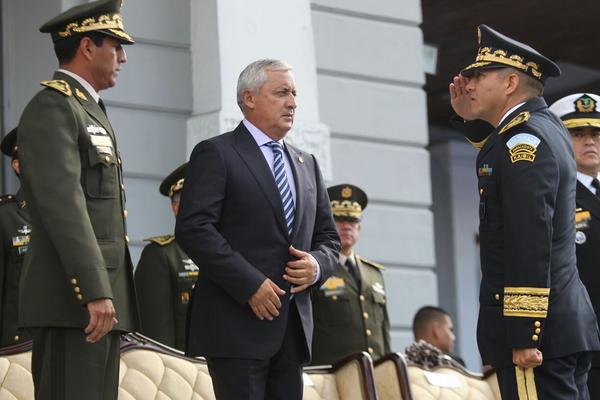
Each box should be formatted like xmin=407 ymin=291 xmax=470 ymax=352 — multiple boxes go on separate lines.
xmin=85 ymin=298 xmax=118 ymax=343
xmin=449 ymin=75 xmax=476 ymax=121
xmin=248 ymin=279 xmax=286 ymax=321
xmin=284 ymin=246 xmax=317 ymax=294
xmin=513 ymin=348 xmax=543 ymax=369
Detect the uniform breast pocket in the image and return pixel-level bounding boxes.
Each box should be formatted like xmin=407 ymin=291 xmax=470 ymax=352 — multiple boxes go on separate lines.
xmin=84 ymin=147 xmax=118 ymax=199
xmin=372 ymin=291 xmax=387 ymax=323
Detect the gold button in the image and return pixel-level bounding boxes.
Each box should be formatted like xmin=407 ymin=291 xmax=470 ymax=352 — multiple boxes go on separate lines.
xmin=479 ymin=188 xmax=484 ymax=195
xmin=532 ymin=334 xmax=539 ymax=341
xmin=495 ymin=294 xmax=500 ymax=300
xmin=71 ymin=278 xmax=78 ymax=285
xmin=14 ymin=335 xmax=19 ymax=342
xmin=363 ymin=312 xmax=369 ymax=320
xmin=534 ymin=321 xmax=541 ymax=328
xmin=74 ymin=287 xmax=81 ymax=293
xmin=104 ymin=155 xmax=110 ymax=163
xmin=121 ymin=183 xmax=125 ymax=190
xmin=366 ymin=329 xmax=372 ymax=336
xmin=76 ymin=294 xmax=83 ymax=301
xmin=118 ymin=158 xmax=122 ymax=165
xmin=331 ymin=295 xmax=338 ymax=301
xmin=535 ymin=328 xmax=541 ymax=334
xmin=192 ymin=284 xmax=195 ymax=289
xmin=123 ymin=210 xmax=128 ymax=218
xmin=125 ymin=235 xmax=130 ymax=243
xmin=360 ymin=295 xmax=365 ymax=301
xmin=368 ymin=347 xmax=374 ymax=354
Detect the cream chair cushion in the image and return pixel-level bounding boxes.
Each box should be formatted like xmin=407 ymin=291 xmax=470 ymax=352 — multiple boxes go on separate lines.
xmin=407 ymin=365 xmax=501 ymax=400
xmin=0 ymin=350 xmax=33 ymax=400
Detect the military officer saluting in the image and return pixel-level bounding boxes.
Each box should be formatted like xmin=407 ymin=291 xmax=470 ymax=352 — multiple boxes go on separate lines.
xmin=135 ymin=163 xmax=198 ymax=351
xmin=17 ymin=0 xmax=137 ymax=398
xmin=311 ymin=184 xmax=391 ymax=365
xmin=449 ymin=25 xmax=600 ymax=399
xmin=0 ymin=128 xmax=31 ymax=347
xmin=550 ymin=93 xmax=600 ymax=398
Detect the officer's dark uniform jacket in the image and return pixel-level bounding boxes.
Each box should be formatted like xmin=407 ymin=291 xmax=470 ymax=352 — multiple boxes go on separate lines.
xmin=453 ymin=97 xmax=600 ymax=368
xmin=17 ymin=71 xmax=138 ymax=332
xmin=0 ymin=191 xmax=30 ymax=346
xmin=311 ymin=254 xmax=391 ymax=365
xmin=575 ymin=182 xmax=600 ymax=368
xmin=135 ymin=235 xmax=197 ymax=351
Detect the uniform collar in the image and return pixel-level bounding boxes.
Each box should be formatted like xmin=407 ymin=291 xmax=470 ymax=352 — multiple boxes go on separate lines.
xmin=498 ymin=102 xmax=526 ymax=126
xmin=57 ymin=68 xmax=100 ymax=103
xmin=577 ymin=171 xmax=598 ymax=194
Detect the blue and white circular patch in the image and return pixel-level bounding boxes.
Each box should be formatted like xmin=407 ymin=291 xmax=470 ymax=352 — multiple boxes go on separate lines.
xmin=575 ymin=230 xmax=587 ymax=245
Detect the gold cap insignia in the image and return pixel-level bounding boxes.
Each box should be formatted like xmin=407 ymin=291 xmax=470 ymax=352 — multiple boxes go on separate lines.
xmin=341 ymin=186 xmax=352 ymax=198
xmin=575 ymin=95 xmax=597 ymax=113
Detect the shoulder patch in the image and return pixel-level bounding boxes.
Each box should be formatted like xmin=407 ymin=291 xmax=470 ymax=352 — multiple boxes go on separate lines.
xmin=357 ymin=255 xmax=385 ymax=270
xmin=506 ymin=133 xmax=540 ymax=163
xmin=499 ymin=111 xmax=530 ymax=135
xmin=144 ymin=234 xmax=176 ymax=246
xmin=40 ymin=80 xmax=72 ymax=97
xmin=0 ymin=194 xmax=16 ymax=205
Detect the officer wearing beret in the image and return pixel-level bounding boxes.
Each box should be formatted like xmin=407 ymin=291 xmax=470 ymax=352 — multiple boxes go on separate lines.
xmin=135 ymin=163 xmax=198 ymax=351
xmin=311 ymin=184 xmax=391 ymax=365
xmin=550 ymin=93 xmax=600 ymax=398
xmin=0 ymin=128 xmax=31 ymax=347
xmin=449 ymin=25 xmax=599 ymax=399
xmin=16 ymin=0 xmax=137 ymax=398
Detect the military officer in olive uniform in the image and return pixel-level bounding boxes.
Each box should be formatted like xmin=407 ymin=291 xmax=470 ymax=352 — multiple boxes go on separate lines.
xmin=311 ymin=184 xmax=391 ymax=365
xmin=0 ymin=128 xmax=31 ymax=347
xmin=550 ymin=93 xmax=600 ymax=398
xmin=135 ymin=162 xmax=198 ymax=351
xmin=16 ymin=1 xmax=137 ymax=399
xmin=449 ymin=25 xmax=600 ymax=399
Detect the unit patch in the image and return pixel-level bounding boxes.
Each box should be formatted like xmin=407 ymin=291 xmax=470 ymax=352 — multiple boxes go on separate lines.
xmin=576 ymin=230 xmax=587 ymax=245
xmin=576 ymin=209 xmax=591 ymax=230
xmin=506 ymin=133 xmax=540 ymax=163
xmin=478 ymin=163 xmax=493 ymax=177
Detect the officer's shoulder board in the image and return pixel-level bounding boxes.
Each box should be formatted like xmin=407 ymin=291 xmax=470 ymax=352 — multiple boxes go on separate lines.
xmin=40 ymin=80 xmax=72 ymax=97
xmin=0 ymin=194 xmax=17 ymax=206
xmin=144 ymin=234 xmax=176 ymax=246
xmin=498 ymin=111 xmax=530 ymax=135
xmin=357 ymin=255 xmax=385 ymax=270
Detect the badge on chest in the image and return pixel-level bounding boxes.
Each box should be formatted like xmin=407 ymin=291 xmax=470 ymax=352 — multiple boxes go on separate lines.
xmin=87 ymin=125 xmax=113 ymax=156
xmin=321 ymin=276 xmax=346 ymax=297
xmin=12 ymin=224 xmax=31 ymax=255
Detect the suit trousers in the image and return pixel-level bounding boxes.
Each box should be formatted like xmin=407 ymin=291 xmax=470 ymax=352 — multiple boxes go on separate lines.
xmin=496 ymin=352 xmax=592 ymax=400
xmin=31 ymin=328 xmax=120 ymax=400
xmin=207 ymin=301 xmax=307 ymax=400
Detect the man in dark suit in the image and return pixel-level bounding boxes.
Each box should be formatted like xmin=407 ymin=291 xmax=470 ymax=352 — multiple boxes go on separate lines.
xmin=0 ymin=128 xmax=31 ymax=347
xmin=449 ymin=25 xmax=600 ymax=399
xmin=176 ymin=59 xmax=340 ymax=400
xmin=17 ymin=1 xmax=137 ymax=398
xmin=550 ymin=93 xmax=600 ymax=398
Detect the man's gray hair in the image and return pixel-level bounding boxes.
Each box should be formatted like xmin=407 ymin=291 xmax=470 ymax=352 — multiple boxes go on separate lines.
xmin=236 ymin=59 xmax=293 ymax=112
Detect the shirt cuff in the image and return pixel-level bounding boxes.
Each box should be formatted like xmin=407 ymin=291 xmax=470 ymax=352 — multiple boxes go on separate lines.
xmin=308 ymin=254 xmax=321 ymax=285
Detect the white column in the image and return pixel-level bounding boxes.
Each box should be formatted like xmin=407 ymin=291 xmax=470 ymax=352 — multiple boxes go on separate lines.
xmin=187 ymin=0 xmax=332 ymax=179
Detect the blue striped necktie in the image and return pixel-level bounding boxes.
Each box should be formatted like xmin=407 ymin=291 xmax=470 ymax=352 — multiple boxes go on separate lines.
xmin=266 ymin=141 xmax=295 ymax=235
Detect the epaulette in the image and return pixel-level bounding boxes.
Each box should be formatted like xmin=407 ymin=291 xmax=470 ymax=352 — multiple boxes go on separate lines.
xmin=144 ymin=234 xmax=176 ymax=246
xmin=499 ymin=111 xmax=530 ymax=135
xmin=40 ymin=80 xmax=72 ymax=97
xmin=357 ymin=255 xmax=385 ymax=270
xmin=0 ymin=194 xmax=17 ymax=206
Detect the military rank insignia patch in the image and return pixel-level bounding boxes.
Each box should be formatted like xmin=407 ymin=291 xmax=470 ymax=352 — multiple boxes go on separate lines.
xmin=576 ymin=209 xmax=591 ymax=230
xmin=506 ymin=133 xmax=540 ymax=163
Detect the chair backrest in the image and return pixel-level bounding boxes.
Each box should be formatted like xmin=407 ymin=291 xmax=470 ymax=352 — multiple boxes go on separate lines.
xmin=0 ymin=335 xmax=380 ymax=400
xmin=373 ymin=353 xmax=413 ymax=400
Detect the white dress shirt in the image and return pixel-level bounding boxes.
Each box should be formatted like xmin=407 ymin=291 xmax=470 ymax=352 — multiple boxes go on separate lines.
xmin=577 ymin=171 xmax=599 ymax=195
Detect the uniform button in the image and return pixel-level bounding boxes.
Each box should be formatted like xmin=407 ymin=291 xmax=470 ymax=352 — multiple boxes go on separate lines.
xmin=192 ymin=284 xmax=195 ymax=289
xmin=74 ymin=287 xmax=81 ymax=293
xmin=14 ymin=335 xmax=19 ymax=342
xmin=359 ymin=295 xmax=365 ymax=301
xmin=368 ymin=347 xmax=374 ymax=354
xmin=121 ymin=183 xmax=125 ymax=190
xmin=363 ymin=312 xmax=369 ymax=320
xmin=71 ymin=278 xmax=78 ymax=285
xmin=76 ymin=294 xmax=83 ymax=301
xmin=535 ymin=328 xmax=541 ymax=334
xmin=104 ymin=155 xmax=110 ymax=163
xmin=532 ymin=334 xmax=539 ymax=341
xmin=118 ymin=158 xmax=122 ymax=165
xmin=331 ymin=295 xmax=338 ymax=301
xmin=495 ymin=294 xmax=500 ymax=300
xmin=123 ymin=210 xmax=128 ymax=218
xmin=125 ymin=235 xmax=130 ymax=243
xmin=479 ymin=188 xmax=484 ymax=195
xmin=534 ymin=321 xmax=541 ymax=328
xmin=366 ymin=329 xmax=372 ymax=336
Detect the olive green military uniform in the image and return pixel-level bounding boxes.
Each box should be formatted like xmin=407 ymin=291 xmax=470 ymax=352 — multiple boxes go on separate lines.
xmin=136 ymin=235 xmax=198 ymax=350
xmin=0 ymin=191 xmax=31 ymax=347
xmin=311 ymin=253 xmax=390 ymax=365
xmin=16 ymin=1 xmax=136 ymax=398
xmin=311 ymin=184 xmax=391 ymax=365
